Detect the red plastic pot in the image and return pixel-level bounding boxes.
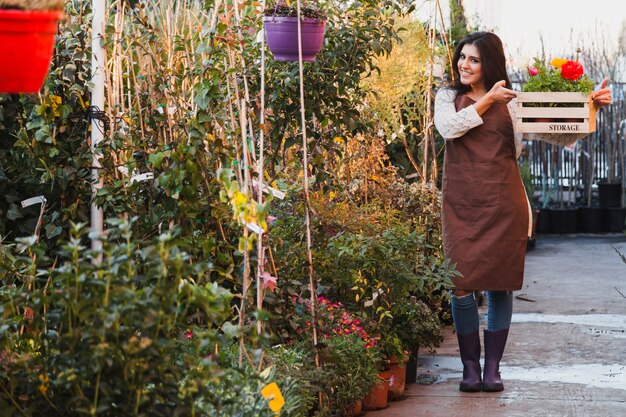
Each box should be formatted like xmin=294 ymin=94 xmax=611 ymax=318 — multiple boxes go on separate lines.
xmin=0 ymin=9 xmax=63 ymax=94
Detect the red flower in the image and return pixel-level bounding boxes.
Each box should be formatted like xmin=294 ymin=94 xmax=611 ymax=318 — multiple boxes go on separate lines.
xmin=561 ymin=60 xmax=584 ymax=81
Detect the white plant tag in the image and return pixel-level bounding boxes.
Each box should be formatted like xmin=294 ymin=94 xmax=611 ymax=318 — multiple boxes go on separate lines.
xmin=21 ymin=196 xmax=47 ymax=208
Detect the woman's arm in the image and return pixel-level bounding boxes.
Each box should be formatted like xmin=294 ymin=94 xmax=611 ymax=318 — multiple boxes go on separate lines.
xmin=434 ymin=82 xmax=518 ymax=140
xmin=433 ymin=88 xmax=483 ymax=140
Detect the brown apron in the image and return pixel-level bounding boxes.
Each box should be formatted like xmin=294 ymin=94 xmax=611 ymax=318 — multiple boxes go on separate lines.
xmin=442 ymin=94 xmax=529 ymax=291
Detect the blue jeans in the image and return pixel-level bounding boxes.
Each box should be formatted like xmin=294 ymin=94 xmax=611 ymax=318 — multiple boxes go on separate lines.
xmin=452 ymin=290 xmax=513 ymax=335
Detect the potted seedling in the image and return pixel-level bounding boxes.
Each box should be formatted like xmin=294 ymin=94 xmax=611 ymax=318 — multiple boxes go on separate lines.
xmin=262 ymin=0 xmax=326 ymax=62
xmin=0 ymin=0 xmax=65 ymax=93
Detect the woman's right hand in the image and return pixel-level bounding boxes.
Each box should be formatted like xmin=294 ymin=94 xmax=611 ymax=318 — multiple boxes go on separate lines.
xmin=488 ymin=80 xmax=517 ymax=104
xmin=473 ymin=80 xmax=517 ymax=116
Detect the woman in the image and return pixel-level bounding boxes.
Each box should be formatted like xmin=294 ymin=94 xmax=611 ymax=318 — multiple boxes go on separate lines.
xmin=434 ymin=31 xmax=612 ymax=393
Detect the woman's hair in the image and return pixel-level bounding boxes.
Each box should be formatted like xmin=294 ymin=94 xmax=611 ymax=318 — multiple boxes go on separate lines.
xmin=449 ymin=31 xmax=511 ymax=94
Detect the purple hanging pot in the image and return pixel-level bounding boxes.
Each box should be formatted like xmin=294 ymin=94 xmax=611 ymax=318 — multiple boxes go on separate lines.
xmin=263 ymin=16 xmax=326 ymax=62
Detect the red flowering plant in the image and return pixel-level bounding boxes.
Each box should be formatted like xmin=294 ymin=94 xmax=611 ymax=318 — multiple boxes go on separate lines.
xmin=294 ymin=296 xmax=377 ymax=349
xmin=523 ymin=57 xmax=594 ymax=93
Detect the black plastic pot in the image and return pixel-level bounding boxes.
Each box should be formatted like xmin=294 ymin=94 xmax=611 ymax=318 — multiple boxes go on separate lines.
xmin=550 ymin=208 xmax=578 ymax=234
xmin=405 ymin=346 xmax=419 ymax=384
xmin=598 ymin=182 xmax=622 ymax=208
xmin=579 ymin=207 xmax=606 ymax=233
xmin=536 ymin=208 xmax=552 ymax=233
xmin=607 ymin=207 xmax=626 ymax=232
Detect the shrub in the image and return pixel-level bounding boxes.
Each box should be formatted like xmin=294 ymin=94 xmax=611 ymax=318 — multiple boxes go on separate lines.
xmin=0 ymin=220 xmax=279 ymax=416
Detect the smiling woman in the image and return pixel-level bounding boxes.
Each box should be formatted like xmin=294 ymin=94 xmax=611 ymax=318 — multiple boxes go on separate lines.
xmin=434 ymin=31 xmax=529 ymax=394
xmin=434 ymin=29 xmax=613 ymax=396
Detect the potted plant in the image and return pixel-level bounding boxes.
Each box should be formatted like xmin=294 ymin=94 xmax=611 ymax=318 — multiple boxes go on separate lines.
xmin=324 ymin=334 xmax=379 ymax=416
xmin=377 ymin=333 xmax=407 ymax=401
xmin=290 ymin=296 xmax=380 ymax=414
xmin=0 ymin=0 xmax=65 ymax=93
xmin=518 ymin=56 xmax=596 ymax=146
xmin=390 ymin=299 xmax=443 ymax=386
xmin=262 ymin=0 xmax=326 ymax=62
xmin=362 ymin=367 xmax=392 ymax=411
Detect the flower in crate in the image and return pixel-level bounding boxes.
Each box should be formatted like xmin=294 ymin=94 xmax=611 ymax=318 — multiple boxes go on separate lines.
xmin=522 ymin=57 xmax=594 ymax=93
xmin=559 ymin=60 xmax=584 ymax=81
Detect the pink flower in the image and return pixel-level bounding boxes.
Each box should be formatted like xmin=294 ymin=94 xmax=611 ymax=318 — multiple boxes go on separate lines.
xmin=528 ymin=67 xmax=539 ymax=76
xmin=261 ymin=272 xmax=278 ymax=292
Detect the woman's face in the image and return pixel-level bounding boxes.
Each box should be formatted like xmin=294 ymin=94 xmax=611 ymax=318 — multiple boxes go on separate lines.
xmin=458 ymin=43 xmax=484 ymax=91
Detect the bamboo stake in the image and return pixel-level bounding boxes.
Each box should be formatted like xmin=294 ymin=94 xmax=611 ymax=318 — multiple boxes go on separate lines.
xmin=229 ymin=0 xmax=257 ymax=159
xmin=256 ymin=0 xmax=268 ymax=336
xmin=296 ymin=0 xmax=320 ymax=371
xmin=422 ymin=4 xmax=436 ymax=184
xmin=225 ymin=52 xmax=244 ymax=185
xmin=436 ymin=0 xmax=454 ymax=81
xmin=238 ymin=97 xmax=252 ymax=367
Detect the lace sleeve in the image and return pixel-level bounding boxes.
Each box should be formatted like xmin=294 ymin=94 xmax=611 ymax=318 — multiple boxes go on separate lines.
xmin=434 ymin=88 xmax=484 ymax=140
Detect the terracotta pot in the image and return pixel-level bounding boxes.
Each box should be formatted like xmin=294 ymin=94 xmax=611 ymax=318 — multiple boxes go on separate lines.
xmin=344 ymin=399 xmax=362 ymax=416
xmin=362 ymin=370 xmax=392 ymax=410
xmin=0 ymin=9 xmax=63 ymax=93
xmin=387 ymin=358 xmax=407 ymax=400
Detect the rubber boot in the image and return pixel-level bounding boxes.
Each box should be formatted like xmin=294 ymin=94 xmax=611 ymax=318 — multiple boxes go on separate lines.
xmin=457 ymin=332 xmax=482 ymax=392
xmin=482 ymin=328 xmax=509 ymax=392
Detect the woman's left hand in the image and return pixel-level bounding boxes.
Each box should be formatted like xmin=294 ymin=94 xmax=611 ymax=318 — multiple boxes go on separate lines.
xmin=593 ymin=78 xmax=612 ymax=107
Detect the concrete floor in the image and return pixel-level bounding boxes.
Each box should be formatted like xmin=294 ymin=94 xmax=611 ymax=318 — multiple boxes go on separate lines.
xmin=368 ymin=234 xmax=626 ymax=417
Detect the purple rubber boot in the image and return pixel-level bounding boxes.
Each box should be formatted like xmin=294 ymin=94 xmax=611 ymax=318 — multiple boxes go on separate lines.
xmin=482 ymin=328 xmax=509 ymax=392
xmin=457 ymin=332 xmax=482 ymax=392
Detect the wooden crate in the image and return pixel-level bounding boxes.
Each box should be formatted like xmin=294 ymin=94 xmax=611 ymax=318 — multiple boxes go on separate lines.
xmin=515 ymin=92 xmax=596 ymax=134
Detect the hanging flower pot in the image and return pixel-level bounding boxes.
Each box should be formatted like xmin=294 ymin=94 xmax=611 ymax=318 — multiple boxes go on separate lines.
xmin=263 ymin=16 xmax=325 ymax=62
xmin=0 ymin=8 xmax=63 ymax=93
xmin=262 ymin=3 xmax=326 ymax=62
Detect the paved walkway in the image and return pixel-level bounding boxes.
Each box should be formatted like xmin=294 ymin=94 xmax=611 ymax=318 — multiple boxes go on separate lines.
xmin=368 ymin=234 xmax=626 ymax=417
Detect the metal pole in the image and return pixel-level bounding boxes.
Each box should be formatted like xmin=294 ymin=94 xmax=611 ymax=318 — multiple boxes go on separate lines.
xmin=91 ymin=0 xmax=106 ymax=253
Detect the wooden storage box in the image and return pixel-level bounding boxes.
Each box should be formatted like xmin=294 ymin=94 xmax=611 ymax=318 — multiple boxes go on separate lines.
xmin=515 ymin=92 xmax=596 ymax=134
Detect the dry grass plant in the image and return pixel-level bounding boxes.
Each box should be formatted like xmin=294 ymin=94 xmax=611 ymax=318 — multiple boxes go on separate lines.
xmin=361 ymin=18 xmax=435 ymax=181
xmin=105 ymin=0 xmax=257 ymax=182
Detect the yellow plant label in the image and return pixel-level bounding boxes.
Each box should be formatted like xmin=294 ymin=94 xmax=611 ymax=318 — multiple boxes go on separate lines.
xmin=261 ymin=382 xmax=285 ymax=415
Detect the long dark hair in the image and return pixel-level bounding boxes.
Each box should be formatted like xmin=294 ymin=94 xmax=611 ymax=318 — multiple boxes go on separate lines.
xmin=449 ymin=32 xmax=511 ymax=94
